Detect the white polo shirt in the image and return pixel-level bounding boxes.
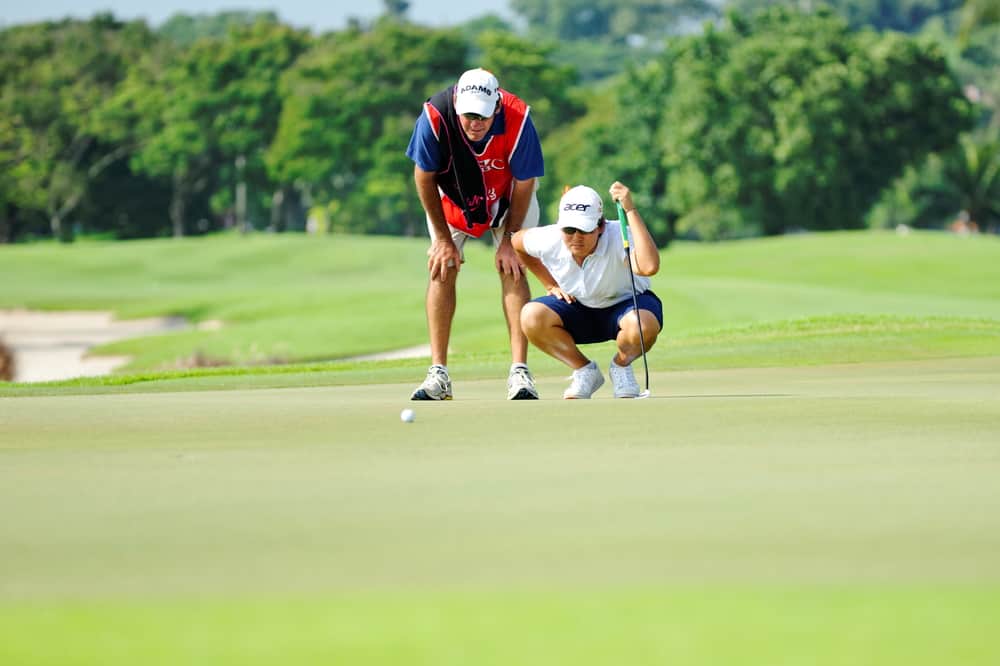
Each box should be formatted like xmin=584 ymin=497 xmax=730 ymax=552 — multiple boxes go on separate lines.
xmin=522 ymin=220 xmax=651 ymax=309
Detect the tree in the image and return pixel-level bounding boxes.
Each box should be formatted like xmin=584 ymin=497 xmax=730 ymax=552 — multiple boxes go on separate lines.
xmin=474 ymin=30 xmax=585 ymax=139
xmin=0 ymin=15 xmax=155 ymax=241
xmin=358 ymin=115 xmax=427 ymax=236
xmin=267 ymin=20 xmax=467 ymax=234
xmin=77 ymin=156 xmax=175 ymax=239
xmin=158 ymin=10 xmax=281 ymax=46
xmin=113 ymin=18 xmax=310 ymax=237
xmin=869 ymin=129 xmax=1000 ymax=231
xmin=729 ymin=0 xmax=965 ymax=33
xmin=919 ymin=15 xmax=999 ymax=130
xmin=960 ymin=0 xmax=1000 ymax=43
xmin=382 ymin=0 xmax=411 ymax=21
xmin=510 ymin=0 xmax=719 ymax=82
xmin=510 ymin=0 xmax=717 ymax=43
xmin=544 ymin=6 xmax=974 ymax=241
xmin=917 ymin=131 xmax=1000 ymax=230
xmin=676 ymin=8 xmax=973 ymax=235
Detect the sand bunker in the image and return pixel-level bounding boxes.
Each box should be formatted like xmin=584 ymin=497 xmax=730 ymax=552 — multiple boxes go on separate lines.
xmin=0 ymin=310 xmax=187 ymax=382
xmin=0 ymin=309 xmax=431 ymax=383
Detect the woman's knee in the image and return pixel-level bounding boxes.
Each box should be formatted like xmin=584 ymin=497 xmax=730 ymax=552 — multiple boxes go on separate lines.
xmin=621 ymin=309 xmax=660 ymax=345
xmin=520 ymin=302 xmax=551 ymax=335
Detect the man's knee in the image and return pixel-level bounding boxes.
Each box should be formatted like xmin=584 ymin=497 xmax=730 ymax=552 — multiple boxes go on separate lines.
xmin=500 ymin=271 xmax=531 ymax=296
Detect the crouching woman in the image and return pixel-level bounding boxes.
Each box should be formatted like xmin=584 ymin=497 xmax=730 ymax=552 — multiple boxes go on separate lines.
xmin=512 ymin=181 xmax=662 ymax=399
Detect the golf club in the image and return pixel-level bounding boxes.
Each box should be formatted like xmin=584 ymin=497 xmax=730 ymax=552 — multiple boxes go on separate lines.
xmin=616 ymin=200 xmax=651 ymax=399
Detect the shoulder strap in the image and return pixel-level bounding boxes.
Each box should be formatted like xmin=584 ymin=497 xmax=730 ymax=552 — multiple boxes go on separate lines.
xmin=427 ymin=88 xmax=489 ymax=232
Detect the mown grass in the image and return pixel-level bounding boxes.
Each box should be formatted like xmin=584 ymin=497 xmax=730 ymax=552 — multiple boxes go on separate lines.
xmin=3 ymin=586 xmax=998 ymax=666
xmin=1 ymin=229 xmax=999 ymax=393
xmin=2 ymin=230 xmax=1000 ymax=664
xmin=2 ymin=358 xmax=1000 ymax=664
xmin=2 ymin=314 xmax=999 ymax=397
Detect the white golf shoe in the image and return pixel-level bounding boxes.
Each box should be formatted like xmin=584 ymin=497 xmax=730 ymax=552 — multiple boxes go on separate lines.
xmin=609 ymin=359 xmax=641 ymax=398
xmin=411 ymin=365 xmax=453 ymax=401
xmin=507 ymin=366 xmax=539 ymax=400
xmin=563 ymin=361 xmax=604 ymax=399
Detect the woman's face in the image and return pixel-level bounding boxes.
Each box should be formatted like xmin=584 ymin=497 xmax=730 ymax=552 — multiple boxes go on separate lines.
xmin=561 ymin=223 xmax=602 ymax=261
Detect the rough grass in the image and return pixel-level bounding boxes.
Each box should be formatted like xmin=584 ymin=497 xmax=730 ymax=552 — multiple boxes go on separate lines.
xmin=3 ymin=313 xmax=999 ymax=397
xmin=1 ymin=230 xmax=999 ymax=382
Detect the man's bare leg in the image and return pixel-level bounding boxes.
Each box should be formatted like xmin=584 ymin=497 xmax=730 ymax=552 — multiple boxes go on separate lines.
xmin=500 ymin=273 xmax=531 ymax=364
xmin=426 ymin=269 xmax=458 ymax=367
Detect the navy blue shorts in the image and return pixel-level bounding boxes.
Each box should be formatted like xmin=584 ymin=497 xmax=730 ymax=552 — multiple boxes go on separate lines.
xmin=533 ymin=290 xmax=664 ymax=344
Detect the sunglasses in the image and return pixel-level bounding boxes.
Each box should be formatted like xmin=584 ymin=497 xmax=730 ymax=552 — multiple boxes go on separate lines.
xmin=461 ymin=112 xmax=491 ymax=121
xmin=561 ymin=226 xmax=596 ymax=236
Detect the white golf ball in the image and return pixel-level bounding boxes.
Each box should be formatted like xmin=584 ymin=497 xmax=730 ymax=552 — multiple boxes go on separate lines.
xmin=400 ymin=408 xmax=416 ymax=423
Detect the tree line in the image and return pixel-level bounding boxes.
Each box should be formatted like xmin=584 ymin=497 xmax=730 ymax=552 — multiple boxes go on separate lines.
xmin=1 ymin=0 xmax=996 ymax=245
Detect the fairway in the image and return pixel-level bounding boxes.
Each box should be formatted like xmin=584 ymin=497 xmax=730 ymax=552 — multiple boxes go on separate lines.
xmin=2 ymin=357 xmax=999 ymax=664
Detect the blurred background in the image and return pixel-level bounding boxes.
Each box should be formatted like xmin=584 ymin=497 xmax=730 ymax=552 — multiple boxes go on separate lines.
xmin=0 ymin=0 xmax=997 ymax=246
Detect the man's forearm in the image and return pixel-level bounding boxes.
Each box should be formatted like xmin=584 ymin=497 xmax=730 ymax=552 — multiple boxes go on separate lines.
xmin=505 ymin=177 xmax=536 ymax=234
xmin=414 ymin=165 xmax=450 ymax=238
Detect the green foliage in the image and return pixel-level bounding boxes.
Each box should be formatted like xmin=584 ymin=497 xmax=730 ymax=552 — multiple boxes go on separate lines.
xmin=548 ymin=6 xmax=974 ymax=241
xmin=922 ymin=17 xmax=1000 ymax=128
xmin=157 ymin=10 xmax=281 ymax=46
xmin=674 ymin=203 xmax=754 ymax=241
xmin=356 ymin=115 xmax=427 ymax=236
xmin=267 ymin=20 xmax=467 ymax=235
xmin=509 ymin=0 xmax=719 ymax=82
xmin=0 ymin=15 xmax=156 ymax=241
xmin=78 ymin=156 xmax=175 ymax=239
xmin=456 ymin=13 xmax=518 ymax=37
xmin=546 ymin=40 xmax=641 ymax=83
xmin=540 ymin=88 xmax=622 ymax=225
xmin=543 ymin=62 xmax=678 ymax=242
xmin=871 ymin=129 xmax=1000 ymax=231
xmin=959 ymin=0 xmax=1000 ymax=43
xmin=772 ymin=28 xmax=970 ymax=231
xmin=382 ymin=0 xmax=412 ymax=21
xmin=730 ymin=0 xmax=965 ymax=33
xmin=510 ymin=0 xmax=717 ymax=43
xmin=908 ymin=16 xmax=1000 ymax=231
xmin=1 ymin=4 xmax=992 ymax=244
xmin=939 ymin=130 xmax=1000 ymax=230
xmin=475 ymin=30 xmax=586 ymax=138
xmin=118 ymin=20 xmax=311 ymax=236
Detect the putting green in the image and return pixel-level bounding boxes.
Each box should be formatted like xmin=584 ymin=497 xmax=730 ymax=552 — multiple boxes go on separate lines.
xmin=2 ymin=357 xmax=999 ymax=664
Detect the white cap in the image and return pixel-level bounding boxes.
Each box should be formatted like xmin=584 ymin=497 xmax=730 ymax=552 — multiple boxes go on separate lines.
xmin=557 ymin=186 xmax=604 ymax=232
xmin=454 ymin=68 xmax=500 ymax=117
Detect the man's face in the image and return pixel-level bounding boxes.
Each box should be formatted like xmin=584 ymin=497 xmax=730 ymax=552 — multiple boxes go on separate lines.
xmin=458 ymin=108 xmax=497 ymax=142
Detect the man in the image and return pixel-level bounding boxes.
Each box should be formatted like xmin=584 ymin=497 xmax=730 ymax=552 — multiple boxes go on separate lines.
xmin=406 ymin=68 xmax=544 ymax=401
xmin=512 ymin=182 xmax=662 ymax=399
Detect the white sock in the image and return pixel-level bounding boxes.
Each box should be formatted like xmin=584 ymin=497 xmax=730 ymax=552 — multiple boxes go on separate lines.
xmin=510 ymin=363 xmax=528 ymax=373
